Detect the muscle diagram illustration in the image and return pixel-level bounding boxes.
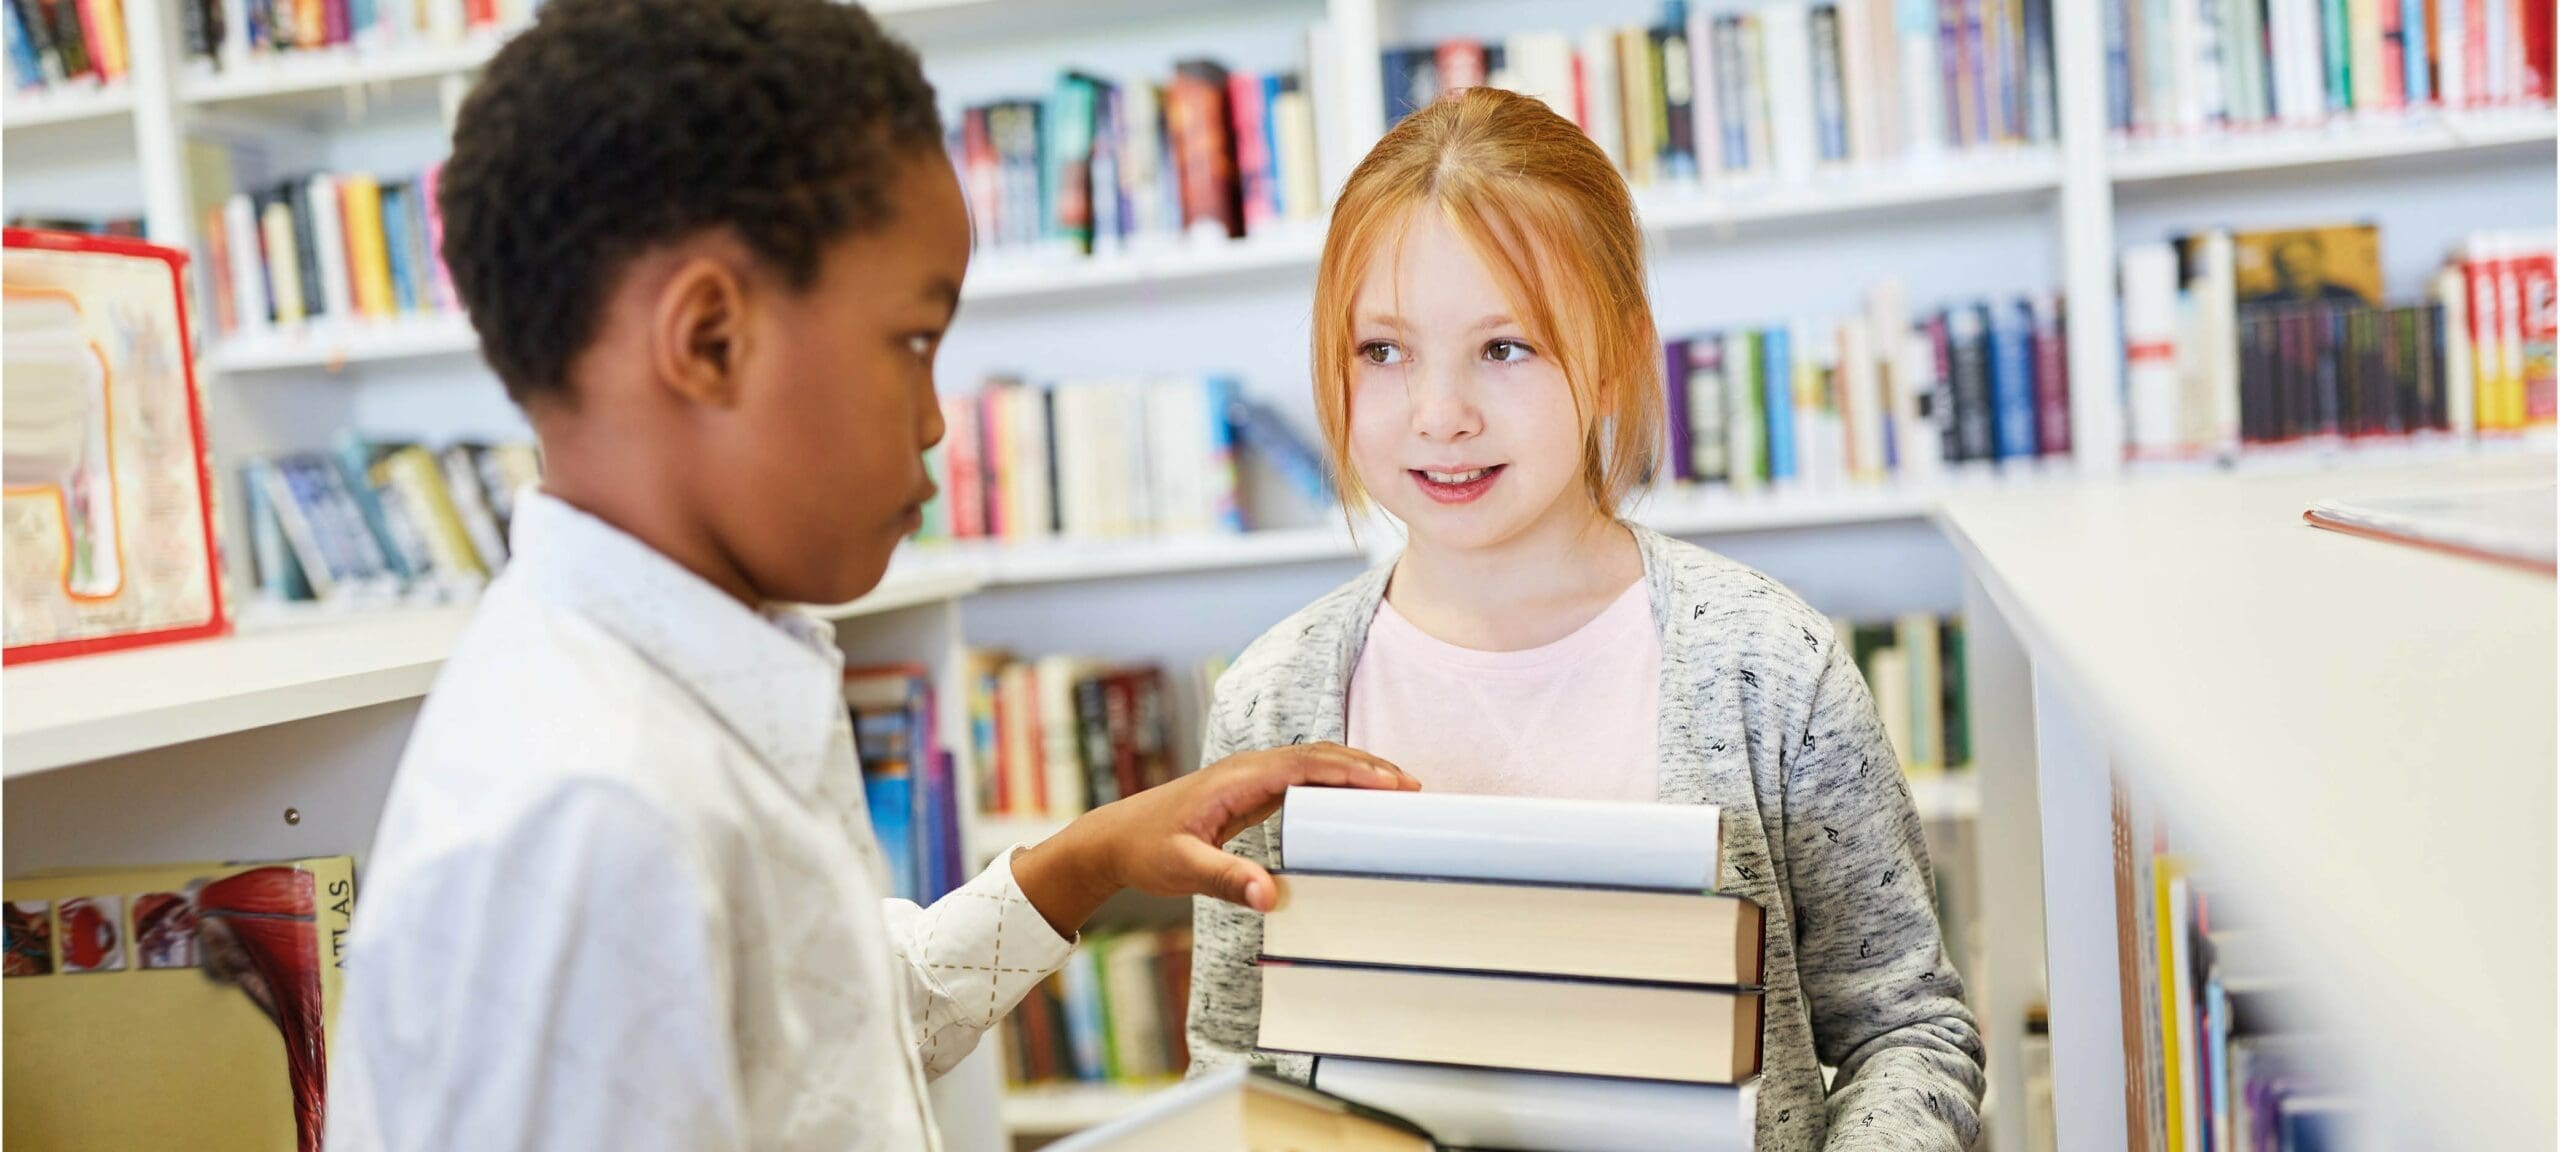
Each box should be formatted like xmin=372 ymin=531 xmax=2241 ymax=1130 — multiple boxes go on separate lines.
xmin=3 ymin=288 xmax=124 ymax=599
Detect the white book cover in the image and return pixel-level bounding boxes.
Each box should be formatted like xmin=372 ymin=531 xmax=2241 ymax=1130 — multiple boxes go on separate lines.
xmin=2197 ymin=230 xmax=2239 ymax=451
xmin=1761 ymin=3 xmax=1820 ymax=183
xmin=1050 ymin=385 xmax=1089 ymax=537
xmin=1895 ymin=0 xmax=1943 ymax=156
xmin=1688 ymin=9 xmax=1724 ymax=180
xmin=307 ymin=174 xmax=357 ymax=326
xmin=2435 ymin=0 xmax=2468 ymax=107
xmin=1896 ymin=332 xmax=1944 ymax=482
xmin=2263 ymin=0 xmax=2302 ymax=121
xmin=1145 ymin=379 xmax=1198 ymax=535
xmin=2438 ymin=266 xmax=2476 ymax=435
xmin=1015 ymin=385 xmax=1056 ymax=540
xmin=2305 ymin=485 xmax=2557 ymax=570
xmin=1864 ymin=0 xmax=1904 ymax=158
xmin=1617 ymin=29 xmax=1658 ymax=186
xmin=1313 ymin=1058 xmax=1755 ymax=1152
xmin=1896 ymin=613 xmax=1943 ymax=771
xmin=1035 ymin=655 xmax=1094 ymax=815
xmin=1580 ymin=26 xmax=1627 ymax=171
xmin=2348 ymin=0 xmax=2385 ymax=111
xmin=1869 ymin=646 xmax=1913 ymax=767
xmin=426 ymin=0 xmax=464 ymax=44
xmin=1273 ymin=88 xmax=1322 ymax=223
xmin=1837 ymin=0 xmax=1877 ymax=164
xmin=223 ymin=194 xmax=269 ymax=333
xmin=2481 ymin=0 xmax=2511 ymax=103
xmin=1841 ymin=316 xmax=1887 ymax=480
xmin=1277 ymin=787 xmax=1722 ymax=891
xmin=1741 ymin=17 xmax=1776 ymax=174
xmin=259 ymin=202 xmax=306 ymax=326
xmin=2170 ymin=875 xmax=2203 ymax=1152
xmin=2121 ymin=243 xmax=2184 ymax=455
xmin=1505 ymin=31 xmax=1576 ymax=122
xmin=220 ymin=0 xmax=251 ymax=64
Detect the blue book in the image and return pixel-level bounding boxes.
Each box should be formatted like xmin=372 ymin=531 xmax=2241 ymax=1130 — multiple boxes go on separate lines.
xmin=2 ymin=1 xmax=40 ymax=92
xmin=863 ymin=771 xmax=919 ymax=903
xmin=1260 ymin=72 xmax=1286 ymax=219
xmin=1810 ymin=6 xmax=1849 ymax=162
xmin=1226 ymin=392 xmax=1332 ymax=506
xmin=1663 ymin=340 xmax=1693 ymax=483
xmin=349 ymin=0 xmax=375 ymax=40
xmin=2101 ymin=0 xmax=2131 ymax=130
xmin=243 ymin=461 xmax=315 ymax=602
xmin=1762 ymin=326 xmax=1797 ymax=482
xmin=2402 ymin=0 xmax=2431 ymax=105
xmin=1989 ymin=301 xmax=2038 ymax=460
xmin=380 ymin=184 xmax=419 ymax=314
xmin=329 ymin=432 xmax=420 ymax=583
xmin=1058 ymin=947 xmax=1110 ymax=1081
xmin=1203 ymin=375 xmax=1246 ymax=531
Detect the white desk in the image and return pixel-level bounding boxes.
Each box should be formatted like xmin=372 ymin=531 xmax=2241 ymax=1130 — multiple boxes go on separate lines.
xmin=1938 ymin=453 xmax=2555 ymax=1150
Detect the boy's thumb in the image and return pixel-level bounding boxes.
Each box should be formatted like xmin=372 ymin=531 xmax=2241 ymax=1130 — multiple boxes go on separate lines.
xmin=1179 ymin=838 xmax=1274 ymax=912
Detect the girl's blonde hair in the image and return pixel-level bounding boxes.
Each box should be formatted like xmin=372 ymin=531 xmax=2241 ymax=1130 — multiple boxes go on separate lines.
xmin=1312 ymin=86 xmax=1660 ymax=518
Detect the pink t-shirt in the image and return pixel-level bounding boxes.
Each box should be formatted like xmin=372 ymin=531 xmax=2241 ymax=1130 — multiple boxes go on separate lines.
xmin=1345 ymin=580 xmax=1661 ymax=801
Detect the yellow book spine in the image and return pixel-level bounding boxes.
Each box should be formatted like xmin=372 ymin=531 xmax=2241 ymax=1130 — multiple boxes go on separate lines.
xmin=261 ymin=202 xmax=306 ymax=325
xmin=342 ymin=176 xmax=397 ymax=319
xmin=93 ymin=0 xmax=128 ymax=78
xmin=378 ymin=447 xmax=488 ymax=579
xmin=304 ymin=855 xmax=356 ymax=1036
xmin=2155 ymin=855 xmax=2186 ymax=1152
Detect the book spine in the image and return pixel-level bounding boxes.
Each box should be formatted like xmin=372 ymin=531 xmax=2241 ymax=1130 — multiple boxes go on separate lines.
xmin=1763 ymin=325 xmax=1799 ymax=480
xmin=1948 ymin=305 xmax=1995 ymax=460
xmin=2521 ymin=246 xmax=2556 ymax=425
xmin=1659 ymin=23 xmax=1699 ymax=181
xmin=1663 ymin=339 xmax=1695 ymax=482
xmin=1726 ymin=330 xmax=1767 ymax=487
xmin=1227 ymin=70 xmax=1276 ymax=236
xmin=1688 ymin=338 xmax=1731 ymax=483
xmin=1941 ymin=0 xmax=1972 ymax=145
xmin=347 ymin=174 xmax=397 ymax=318
xmin=1988 ymin=300 xmax=2038 ymax=459
xmin=1812 ymin=4 xmax=1850 ymax=163
xmin=2032 ymin=293 xmax=2072 ymax=455
xmin=1898 ymin=0 xmax=1949 ymax=153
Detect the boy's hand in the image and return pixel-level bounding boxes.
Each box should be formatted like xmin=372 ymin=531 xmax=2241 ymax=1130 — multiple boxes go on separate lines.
xmin=1010 ymin=744 xmax=1419 ymax=936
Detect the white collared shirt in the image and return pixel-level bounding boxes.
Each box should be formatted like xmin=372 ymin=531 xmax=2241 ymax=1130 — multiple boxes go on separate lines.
xmin=327 ymin=492 xmax=1073 ymax=1152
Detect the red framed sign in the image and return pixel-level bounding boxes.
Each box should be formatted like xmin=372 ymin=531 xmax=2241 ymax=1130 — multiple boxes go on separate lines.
xmin=4 ymin=228 xmax=229 ymax=663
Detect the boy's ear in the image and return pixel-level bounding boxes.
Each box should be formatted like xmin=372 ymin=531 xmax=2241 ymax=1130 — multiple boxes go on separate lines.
xmin=651 ymin=257 xmax=753 ymax=408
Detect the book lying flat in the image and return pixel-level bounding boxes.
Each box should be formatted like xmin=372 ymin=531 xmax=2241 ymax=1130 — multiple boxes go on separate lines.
xmin=1257 ymin=960 xmax=1763 ymax=1085
xmin=1263 ymin=871 xmax=1764 ymax=987
xmin=2303 ymin=485 xmax=2558 ymax=574
xmin=1277 ymin=786 xmax=1722 ymax=891
xmin=1041 ymin=1065 xmax=1438 ymax=1152
xmin=1311 ymin=1057 xmax=1757 ymax=1152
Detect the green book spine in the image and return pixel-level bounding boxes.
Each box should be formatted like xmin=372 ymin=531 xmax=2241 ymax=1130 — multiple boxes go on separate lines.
xmin=2322 ymin=0 xmax=2353 ymax=111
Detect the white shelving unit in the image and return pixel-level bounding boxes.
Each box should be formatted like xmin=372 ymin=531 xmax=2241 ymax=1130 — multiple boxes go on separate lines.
xmin=6 ymin=1 xmax=2551 ymax=1150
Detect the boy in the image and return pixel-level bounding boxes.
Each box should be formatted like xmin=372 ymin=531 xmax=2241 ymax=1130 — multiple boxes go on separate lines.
xmin=324 ymin=2 xmax=1417 ymax=1148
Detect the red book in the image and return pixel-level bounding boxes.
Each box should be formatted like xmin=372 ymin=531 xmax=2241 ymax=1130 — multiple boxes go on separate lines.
xmin=322 ymin=0 xmax=348 ymax=45
xmin=1435 ymin=38 xmax=1488 ymax=91
xmin=1103 ymin=672 xmax=1143 ymax=802
xmin=962 ymin=107 xmax=1000 ymax=251
xmin=466 ymin=0 xmax=498 ymax=29
xmin=1227 ymin=70 xmax=1276 ymax=235
xmin=72 ymin=0 xmax=104 ymax=78
xmin=202 ymin=207 xmax=238 ymax=335
xmin=1167 ymin=60 xmax=1240 ymax=240
xmin=2032 ymin=295 xmax=2072 ymax=456
xmin=2521 ymin=0 xmax=2556 ymax=102
xmin=945 ymin=396 xmax=985 ymax=539
xmin=2521 ymin=249 xmax=2556 ymax=424
xmin=2381 ymin=0 xmax=2407 ymax=108
xmin=2466 ymin=0 xmax=2492 ymax=106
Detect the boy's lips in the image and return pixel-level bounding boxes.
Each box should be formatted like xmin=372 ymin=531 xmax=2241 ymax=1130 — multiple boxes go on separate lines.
xmin=1409 ymin=464 xmax=1504 ymax=505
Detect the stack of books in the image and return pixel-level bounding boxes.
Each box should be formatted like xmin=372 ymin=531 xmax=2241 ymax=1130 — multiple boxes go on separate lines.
xmin=241 ymin=432 xmax=540 ymax=608
xmin=1385 ymin=0 xmax=2058 ymax=194
xmin=849 ymin=663 xmax=963 ymax=906
xmin=2105 ymin=0 xmax=2554 ymax=137
xmin=961 ymin=650 xmax=1193 ymax=822
xmin=949 ymin=48 xmax=1331 ymax=269
xmin=2120 ymin=222 xmax=2555 ymax=461
xmin=1256 ymin=787 xmax=1761 ymax=1152
xmin=918 ymin=377 xmax=1331 ymax=544
xmin=1656 ymin=281 xmax=2071 ymax=491
xmin=203 ymin=166 xmax=461 ymax=339
xmin=1002 ymin=926 xmax=1193 ymax=1090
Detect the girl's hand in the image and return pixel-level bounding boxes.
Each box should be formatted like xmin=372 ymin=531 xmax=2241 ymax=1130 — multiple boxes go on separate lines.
xmin=1010 ymin=743 xmax=1420 ymax=935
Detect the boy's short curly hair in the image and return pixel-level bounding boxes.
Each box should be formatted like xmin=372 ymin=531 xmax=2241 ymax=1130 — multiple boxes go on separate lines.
xmin=438 ymin=0 xmax=943 ymax=403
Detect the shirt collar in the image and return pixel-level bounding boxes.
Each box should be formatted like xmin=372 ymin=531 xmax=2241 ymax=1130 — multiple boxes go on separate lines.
xmin=506 ymin=491 xmax=844 ymax=795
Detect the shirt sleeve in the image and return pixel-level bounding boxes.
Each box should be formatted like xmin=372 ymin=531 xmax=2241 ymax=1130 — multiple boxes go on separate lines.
xmin=881 ymin=849 xmax=1078 ymax=1080
xmin=329 ymin=782 xmax=744 ymax=1152
xmin=1784 ymin=639 xmax=1987 ymax=1152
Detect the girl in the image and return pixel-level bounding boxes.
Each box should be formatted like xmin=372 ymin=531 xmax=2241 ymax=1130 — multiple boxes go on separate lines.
xmin=1186 ymin=88 xmax=1985 ymax=1151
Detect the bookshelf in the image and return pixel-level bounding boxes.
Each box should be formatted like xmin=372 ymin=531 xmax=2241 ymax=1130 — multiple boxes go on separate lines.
xmin=5 ymin=0 xmax=2551 ymax=1149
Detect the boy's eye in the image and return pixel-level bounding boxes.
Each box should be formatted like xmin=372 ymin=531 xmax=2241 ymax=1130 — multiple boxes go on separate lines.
xmin=1484 ymin=339 xmax=1533 ymax=363
xmin=1357 ymin=341 xmax=1406 ymax=366
xmin=905 ymin=332 xmax=940 ymax=360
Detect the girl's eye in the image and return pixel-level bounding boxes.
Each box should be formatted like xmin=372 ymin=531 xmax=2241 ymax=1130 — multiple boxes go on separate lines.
xmin=1358 ymin=341 xmax=1406 ymax=366
xmin=1484 ymin=339 xmax=1534 ymax=363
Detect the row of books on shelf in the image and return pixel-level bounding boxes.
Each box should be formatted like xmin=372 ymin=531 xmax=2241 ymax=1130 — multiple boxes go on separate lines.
xmin=2 ymin=0 xmax=128 ymax=93
xmin=955 ymin=53 xmax=1328 ymax=266
xmin=1001 ymin=926 xmax=1193 ymax=1089
xmin=1839 ymin=613 xmax=1971 ymax=780
xmin=848 ymin=664 xmax=966 ymax=906
xmin=964 ymin=650 xmax=1214 ymax=821
xmin=177 ymin=0 xmax=528 ymax=69
xmin=1389 ymin=0 xmax=2056 ymax=194
xmin=917 ymin=378 xmax=1330 ymax=545
xmin=2113 ymin=789 xmax=2345 ymax=1152
xmin=2107 ymin=0 xmax=2554 ymax=138
xmin=240 ymin=433 xmax=538 ymax=607
xmin=1656 ymin=283 xmax=2073 ymax=493
xmin=2121 ymin=223 xmax=2555 ymax=461
xmin=201 ymin=166 xmax=460 ymax=338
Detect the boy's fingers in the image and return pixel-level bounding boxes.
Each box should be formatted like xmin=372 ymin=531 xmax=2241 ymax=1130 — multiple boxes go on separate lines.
xmin=1257 ymin=743 xmax=1418 ymax=792
xmin=1176 ymin=837 xmax=1276 ymax=912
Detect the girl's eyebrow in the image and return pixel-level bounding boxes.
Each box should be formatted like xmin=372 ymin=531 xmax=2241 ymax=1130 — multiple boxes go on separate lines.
xmin=1467 ymin=313 xmax=1518 ymax=333
xmin=1356 ymin=313 xmax=1405 ymax=329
